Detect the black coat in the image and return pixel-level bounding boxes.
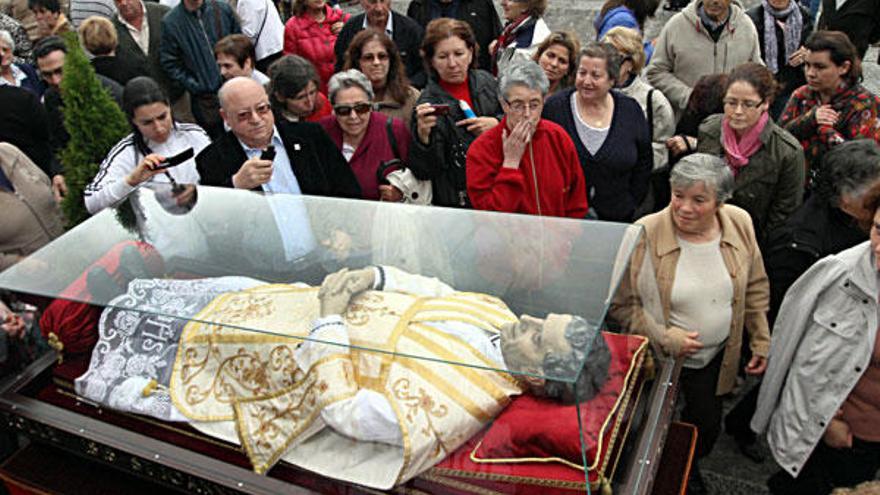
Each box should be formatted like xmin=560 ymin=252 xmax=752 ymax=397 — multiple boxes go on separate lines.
xmin=113 ymin=2 xmax=182 ymax=99
xmin=334 ymin=11 xmax=426 ymax=88
xmin=405 ymin=0 xmax=501 ymax=73
xmin=818 ymin=0 xmax=880 ymax=59
xmin=92 ymin=55 xmax=152 ymax=87
xmin=407 ymin=69 xmax=501 ymax=208
xmin=196 ymin=121 xmax=361 ymax=199
xmin=0 ymin=86 xmax=52 ymax=177
xmin=746 ymin=4 xmax=812 ymax=119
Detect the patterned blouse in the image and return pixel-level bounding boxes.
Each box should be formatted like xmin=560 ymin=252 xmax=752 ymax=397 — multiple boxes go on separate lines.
xmin=779 ymin=81 xmax=880 ymax=185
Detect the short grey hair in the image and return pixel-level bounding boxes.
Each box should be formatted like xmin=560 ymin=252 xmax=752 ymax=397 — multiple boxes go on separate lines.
xmin=327 ymin=69 xmax=374 ymax=106
xmin=498 ymin=60 xmax=550 ymax=99
xmin=0 ymin=30 xmax=14 ymax=52
xmin=579 ymin=41 xmax=622 ymax=85
xmin=532 ymin=316 xmax=611 ymax=405
xmin=670 ymin=153 xmax=735 ymax=203
xmin=819 ymin=139 xmax=880 ymax=206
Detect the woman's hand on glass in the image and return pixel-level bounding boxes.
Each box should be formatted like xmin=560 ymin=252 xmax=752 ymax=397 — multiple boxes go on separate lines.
xmin=415 ymin=103 xmax=439 ymax=145
xmin=744 ymin=355 xmax=767 ymax=375
xmin=378 ymin=184 xmax=403 ymax=202
xmin=126 ymin=153 xmax=167 ymax=187
xmin=457 ymin=116 xmax=499 ymax=136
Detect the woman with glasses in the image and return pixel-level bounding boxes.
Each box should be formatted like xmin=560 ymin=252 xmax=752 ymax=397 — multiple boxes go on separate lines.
xmin=267 ymin=55 xmax=332 ymax=123
xmin=697 ymin=62 xmax=805 ymax=244
xmin=342 ymin=29 xmax=420 ymax=128
xmin=532 ymin=31 xmax=579 ymax=96
xmin=466 ymin=60 xmax=586 ymax=217
xmin=410 ymin=18 xmax=501 ymax=208
xmin=85 ymin=77 xmax=209 ymax=215
xmin=319 ymin=69 xmax=411 ymax=201
xmin=542 ymin=42 xmax=652 ymax=222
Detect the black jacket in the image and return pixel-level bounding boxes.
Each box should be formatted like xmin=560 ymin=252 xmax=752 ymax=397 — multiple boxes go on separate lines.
xmin=0 ymin=86 xmax=52 ymax=176
xmin=113 ymin=2 xmax=182 ymax=99
xmin=763 ymin=194 xmax=866 ymax=324
xmin=407 ymin=69 xmax=501 ymax=207
xmin=746 ymin=4 xmax=812 ymax=119
xmin=92 ymin=55 xmax=152 ymax=87
xmin=818 ymin=0 xmax=880 ymax=59
xmin=406 ymin=0 xmax=501 ymax=73
xmin=334 ymin=11 xmax=426 ymax=88
xmin=196 ymin=121 xmax=361 ymax=199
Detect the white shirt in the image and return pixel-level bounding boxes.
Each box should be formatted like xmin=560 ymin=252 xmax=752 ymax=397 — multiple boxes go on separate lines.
xmin=251 ymin=68 xmax=270 ymax=86
xmin=362 ymin=12 xmax=394 ymax=38
xmin=84 ymin=122 xmax=210 ymax=214
xmin=0 ymin=64 xmax=28 ymax=87
xmin=236 ymin=0 xmax=284 ymax=61
xmin=117 ymin=2 xmax=150 ymax=56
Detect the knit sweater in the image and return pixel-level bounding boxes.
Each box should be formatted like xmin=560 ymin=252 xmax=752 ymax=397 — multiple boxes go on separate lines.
xmin=466 ymin=117 xmax=587 ymax=218
xmin=542 ymin=89 xmax=652 ymax=222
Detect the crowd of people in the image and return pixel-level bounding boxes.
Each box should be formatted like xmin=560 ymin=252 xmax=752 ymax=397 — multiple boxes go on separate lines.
xmin=0 ymin=0 xmax=879 ymax=493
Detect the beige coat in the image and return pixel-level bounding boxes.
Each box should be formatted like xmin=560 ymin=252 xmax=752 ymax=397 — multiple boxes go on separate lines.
xmin=612 ymin=203 xmax=770 ymax=395
xmin=645 ymin=0 xmax=763 ymax=118
xmin=0 ymin=143 xmax=64 ymax=271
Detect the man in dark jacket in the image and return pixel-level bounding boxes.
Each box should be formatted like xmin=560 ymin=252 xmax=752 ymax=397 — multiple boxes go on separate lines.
xmin=817 ymin=0 xmax=880 ymax=59
xmin=406 ymin=0 xmax=500 ymax=73
xmin=197 ymin=77 xmax=360 ymax=200
xmin=333 ymin=0 xmax=426 ymax=88
xmin=113 ymin=0 xmax=180 ymax=100
xmin=160 ymin=0 xmax=240 ymax=137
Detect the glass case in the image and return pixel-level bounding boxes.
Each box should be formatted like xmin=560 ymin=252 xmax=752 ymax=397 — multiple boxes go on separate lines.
xmin=0 ymin=185 xmax=683 ymax=494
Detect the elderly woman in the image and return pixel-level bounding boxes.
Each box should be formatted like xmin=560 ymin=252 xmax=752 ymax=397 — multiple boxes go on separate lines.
xmin=613 ymin=153 xmax=770 ymax=495
xmin=780 ymin=31 xmax=880 ymax=187
xmin=342 ymin=29 xmax=420 ymax=128
xmin=492 ymin=0 xmax=550 ymax=75
xmin=79 ymin=16 xmax=149 ymax=87
xmin=282 ymin=0 xmax=349 ymax=93
xmin=410 ymin=18 xmax=501 ymax=208
xmin=1 ymin=141 xmax=63 ymax=271
xmin=753 ymin=177 xmax=880 ymax=495
xmin=319 ymin=69 xmax=410 ymax=201
xmin=697 ymin=62 xmax=805 ymax=243
xmin=267 ymin=55 xmax=332 ymax=123
xmin=542 ymin=41 xmax=652 ymax=222
xmin=0 ymin=30 xmax=40 ymax=95
xmin=466 ymin=60 xmax=586 ymax=218
xmin=532 ymin=31 xmax=579 ymax=96
xmin=602 ymin=26 xmax=674 ymax=173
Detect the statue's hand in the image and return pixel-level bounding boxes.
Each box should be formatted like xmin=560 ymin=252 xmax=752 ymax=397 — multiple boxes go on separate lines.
xmin=318 ymin=268 xmax=376 ymax=317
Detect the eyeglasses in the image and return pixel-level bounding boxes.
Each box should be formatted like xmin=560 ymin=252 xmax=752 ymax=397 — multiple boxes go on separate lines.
xmin=334 ymin=102 xmax=372 ymax=116
xmin=723 ymin=98 xmax=763 ymax=110
xmin=39 ymin=66 xmax=63 ymax=79
xmin=234 ymin=102 xmax=272 ymax=123
xmin=504 ymin=98 xmax=542 ymax=114
xmin=360 ymin=52 xmax=389 ymax=62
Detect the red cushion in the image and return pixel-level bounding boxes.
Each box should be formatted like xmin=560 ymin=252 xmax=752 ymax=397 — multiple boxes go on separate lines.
xmin=471 ymin=332 xmax=647 ymax=469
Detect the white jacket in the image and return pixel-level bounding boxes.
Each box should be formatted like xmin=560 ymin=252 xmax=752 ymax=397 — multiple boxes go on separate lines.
xmin=752 ymin=241 xmax=879 ymax=476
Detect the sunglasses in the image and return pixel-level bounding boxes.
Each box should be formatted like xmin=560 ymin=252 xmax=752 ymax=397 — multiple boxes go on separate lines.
xmin=334 ymin=102 xmax=372 ymax=116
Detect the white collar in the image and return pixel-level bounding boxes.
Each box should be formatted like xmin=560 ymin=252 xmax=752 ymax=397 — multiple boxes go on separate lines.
xmin=362 ymin=11 xmax=393 ymax=37
xmin=237 ymin=126 xmax=282 ymax=154
xmin=117 ymin=1 xmax=147 ymax=31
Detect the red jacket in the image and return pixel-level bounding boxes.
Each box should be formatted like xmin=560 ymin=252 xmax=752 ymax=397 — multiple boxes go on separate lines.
xmin=466 ymin=117 xmax=587 ymax=218
xmin=283 ymin=5 xmax=350 ymax=93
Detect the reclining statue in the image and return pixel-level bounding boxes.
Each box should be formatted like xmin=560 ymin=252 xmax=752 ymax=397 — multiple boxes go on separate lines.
xmin=75 ymin=266 xmax=611 ymax=488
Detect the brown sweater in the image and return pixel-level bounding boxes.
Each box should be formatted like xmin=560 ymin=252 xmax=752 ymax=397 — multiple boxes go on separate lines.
xmin=0 ymin=142 xmax=64 ymax=271
xmin=843 ymin=327 xmax=880 ymax=442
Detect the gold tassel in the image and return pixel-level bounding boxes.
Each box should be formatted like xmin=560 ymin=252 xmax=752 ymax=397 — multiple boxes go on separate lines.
xmin=141 ymin=379 xmax=158 ymax=397
xmin=46 ymin=332 xmax=64 ymax=364
xmin=600 ymin=475 xmax=613 ymax=495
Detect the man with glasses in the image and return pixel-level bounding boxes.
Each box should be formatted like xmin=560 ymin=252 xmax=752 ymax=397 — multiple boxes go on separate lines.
xmin=466 ymin=60 xmax=586 ymax=218
xmin=196 ymin=76 xmax=360 ymax=200
xmin=33 ymin=36 xmax=122 ymax=202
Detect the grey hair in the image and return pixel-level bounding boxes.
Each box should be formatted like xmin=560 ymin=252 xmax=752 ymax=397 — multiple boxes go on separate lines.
xmin=498 ymin=60 xmax=550 ymax=99
xmin=670 ymin=153 xmax=735 ymax=203
xmin=579 ymin=41 xmax=622 ymax=85
xmin=533 ymin=316 xmax=611 ymax=405
xmin=818 ymin=139 xmax=880 ymax=206
xmin=327 ymin=69 xmax=374 ymax=106
xmin=0 ymin=30 xmax=14 ymax=52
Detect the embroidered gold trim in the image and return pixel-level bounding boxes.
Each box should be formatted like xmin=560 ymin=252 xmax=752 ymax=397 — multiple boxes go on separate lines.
xmin=428 ymin=466 xmax=594 ymax=490
xmin=397 ymin=358 xmax=494 ymax=423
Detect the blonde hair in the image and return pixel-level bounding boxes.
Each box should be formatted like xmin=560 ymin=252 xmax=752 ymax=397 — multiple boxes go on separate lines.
xmin=602 ymin=26 xmax=645 ymax=75
xmin=79 ymin=16 xmax=117 ymax=56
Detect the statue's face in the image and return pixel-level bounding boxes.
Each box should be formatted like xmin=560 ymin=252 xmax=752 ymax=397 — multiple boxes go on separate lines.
xmin=500 ymin=314 xmax=573 ymax=377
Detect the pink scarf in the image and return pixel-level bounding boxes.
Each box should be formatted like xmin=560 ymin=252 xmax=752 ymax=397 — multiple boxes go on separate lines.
xmin=721 ymin=111 xmax=769 ymax=176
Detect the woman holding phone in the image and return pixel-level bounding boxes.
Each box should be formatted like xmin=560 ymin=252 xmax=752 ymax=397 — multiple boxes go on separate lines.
xmin=85 ymin=77 xmax=211 ymax=215
xmin=410 ymin=18 xmax=501 ymax=208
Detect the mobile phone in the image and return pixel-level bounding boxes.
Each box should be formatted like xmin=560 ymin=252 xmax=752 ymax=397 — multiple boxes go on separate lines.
xmin=260 ymin=145 xmax=276 ymax=161
xmin=153 ymin=148 xmax=194 ymax=171
xmin=430 ymin=104 xmax=451 ymax=116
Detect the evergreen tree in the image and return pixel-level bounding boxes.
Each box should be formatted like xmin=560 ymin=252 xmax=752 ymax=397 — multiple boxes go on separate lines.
xmin=58 ymin=32 xmax=130 ymax=228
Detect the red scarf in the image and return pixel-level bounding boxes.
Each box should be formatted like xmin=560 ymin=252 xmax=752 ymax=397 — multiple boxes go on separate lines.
xmin=492 ymin=13 xmax=530 ymax=59
xmin=721 ymin=111 xmax=769 ymax=176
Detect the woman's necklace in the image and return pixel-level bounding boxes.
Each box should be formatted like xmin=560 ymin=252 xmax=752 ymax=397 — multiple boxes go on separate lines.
xmin=577 ymin=94 xmax=613 ymax=128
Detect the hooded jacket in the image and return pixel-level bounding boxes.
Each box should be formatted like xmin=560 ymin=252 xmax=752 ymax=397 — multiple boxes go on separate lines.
xmin=645 ymin=0 xmax=763 ymax=117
